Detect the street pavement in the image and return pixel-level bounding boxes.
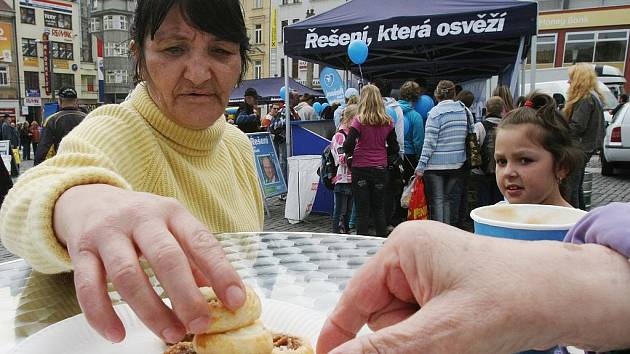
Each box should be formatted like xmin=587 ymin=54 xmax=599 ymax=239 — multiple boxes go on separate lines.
xmin=1 ymin=155 xmax=629 ymax=263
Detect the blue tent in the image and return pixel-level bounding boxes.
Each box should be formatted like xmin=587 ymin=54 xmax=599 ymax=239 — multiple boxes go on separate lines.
xmin=284 ymin=0 xmax=537 ymax=83
xmin=230 ymin=77 xmax=323 ymax=104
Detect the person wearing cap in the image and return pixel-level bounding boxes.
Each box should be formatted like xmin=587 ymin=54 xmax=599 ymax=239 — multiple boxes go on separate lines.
xmin=235 ymin=87 xmax=262 ymax=133
xmin=34 ymin=86 xmax=87 ymax=165
xmin=334 ymin=88 xmax=359 ymax=129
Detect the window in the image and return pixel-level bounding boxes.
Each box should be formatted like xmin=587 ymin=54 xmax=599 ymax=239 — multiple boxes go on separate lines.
xmin=106 ymin=70 xmax=128 ymax=84
xmin=292 ymin=18 xmax=300 ymax=24
xmin=254 ymin=0 xmax=262 ymax=8
xmin=281 ymin=20 xmax=288 ymax=41
xmin=103 ymin=15 xmax=127 ymax=30
xmin=53 ymin=74 xmax=74 ymax=92
xmin=22 ymin=38 xmax=37 ymax=57
xmin=280 ymin=58 xmax=285 ymax=77
xmin=254 ymin=60 xmax=262 ymax=79
xmin=81 ymin=75 xmax=96 ymax=92
xmin=104 ymin=42 xmax=128 ymax=57
xmin=90 ymin=18 xmax=101 ymax=32
xmin=254 ymin=24 xmax=262 ymax=44
xmin=0 ymin=66 xmax=9 ymax=87
xmin=24 ymin=71 xmax=39 ymax=93
xmin=564 ymin=30 xmax=628 ymax=64
xmin=528 ymin=34 xmax=557 ymax=64
xmin=282 ymin=0 xmax=289 ymax=4
xmin=20 ymin=7 xmax=35 ymax=25
xmin=595 ymin=31 xmax=628 ymax=62
xmin=51 ymin=42 xmax=74 ymax=60
xmin=44 ymin=11 xmax=72 ymax=30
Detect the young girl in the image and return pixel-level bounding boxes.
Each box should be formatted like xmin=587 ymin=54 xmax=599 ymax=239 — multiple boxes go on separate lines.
xmin=331 ymin=104 xmax=358 ymax=233
xmin=343 ymin=85 xmax=399 ymax=237
xmin=494 ymin=92 xmax=583 ymax=207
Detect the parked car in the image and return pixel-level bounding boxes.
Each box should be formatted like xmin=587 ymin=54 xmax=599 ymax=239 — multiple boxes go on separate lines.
xmin=525 ymin=80 xmax=618 ymax=123
xmin=601 ymin=102 xmax=630 ymax=176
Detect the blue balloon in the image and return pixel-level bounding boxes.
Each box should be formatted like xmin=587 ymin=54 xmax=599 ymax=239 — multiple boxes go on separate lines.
xmin=279 ymin=86 xmax=287 ymax=100
xmin=414 ymin=95 xmax=435 ymax=121
xmin=347 ymin=40 xmax=368 ymax=65
xmin=321 ymin=102 xmax=330 ymax=111
xmin=313 ymin=102 xmax=322 ymax=114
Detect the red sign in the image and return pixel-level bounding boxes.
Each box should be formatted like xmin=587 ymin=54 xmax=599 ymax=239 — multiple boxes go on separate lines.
xmin=42 ymin=32 xmax=51 ymax=95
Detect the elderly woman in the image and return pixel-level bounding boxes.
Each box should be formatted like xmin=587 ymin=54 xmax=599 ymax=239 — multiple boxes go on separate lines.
xmin=0 ymin=0 xmax=262 ymax=345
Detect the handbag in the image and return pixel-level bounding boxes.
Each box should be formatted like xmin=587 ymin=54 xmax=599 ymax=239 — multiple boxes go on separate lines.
xmin=407 ymin=177 xmax=428 ymax=220
xmin=464 ymin=107 xmax=482 ymax=169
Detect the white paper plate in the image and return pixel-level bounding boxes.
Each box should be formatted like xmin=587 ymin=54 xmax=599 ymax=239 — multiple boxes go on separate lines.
xmin=10 ymin=298 xmax=326 ymax=354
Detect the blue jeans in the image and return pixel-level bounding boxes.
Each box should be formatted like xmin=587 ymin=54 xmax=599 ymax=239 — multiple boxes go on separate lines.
xmin=351 ymin=167 xmax=388 ymax=237
xmin=424 ymin=167 xmax=467 ymax=224
xmin=332 ymin=183 xmax=353 ymax=233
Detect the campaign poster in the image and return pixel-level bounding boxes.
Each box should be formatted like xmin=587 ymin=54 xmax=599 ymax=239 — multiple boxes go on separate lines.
xmin=319 ymin=66 xmax=345 ymax=105
xmin=248 ymin=132 xmax=287 ymax=198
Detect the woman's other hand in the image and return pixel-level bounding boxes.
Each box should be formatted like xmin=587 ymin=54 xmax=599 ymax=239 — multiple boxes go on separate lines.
xmin=317 ymin=221 xmax=630 ymax=353
xmin=53 ymin=184 xmax=245 ymax=344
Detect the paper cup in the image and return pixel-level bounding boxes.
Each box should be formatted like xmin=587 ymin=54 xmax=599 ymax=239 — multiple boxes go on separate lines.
xmin=470 ymin=204 xmax=587 ymax=241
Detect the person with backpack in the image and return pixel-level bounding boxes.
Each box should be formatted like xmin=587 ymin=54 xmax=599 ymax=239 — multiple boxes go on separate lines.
xmin=34 ymin=86 xmax=86 ymax=165
xmin=473 ymin=96 xmax=505 ymax=207
xmin=330 ymin=104 xmax=358 ymax=234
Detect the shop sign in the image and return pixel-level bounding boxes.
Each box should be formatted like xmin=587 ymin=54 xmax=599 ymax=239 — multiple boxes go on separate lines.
xmin=24 ymin=97 xmax=41 ymax=107
xmin=42 ymin=32 xmax=51 ymax=95
xmin=23 ymin=57 xmax=38 ymax=67
xmin=0 ymin=22 xmax=13 ymax=63
xmin=540 ymin=8 xmax=630 ymax=30
xmin=49 ymin=28 xmax=73 ymax=41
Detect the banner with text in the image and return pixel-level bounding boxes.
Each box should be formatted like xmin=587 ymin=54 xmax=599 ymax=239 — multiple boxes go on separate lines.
xmin=248 ymin=132 xmax=287 ymax=199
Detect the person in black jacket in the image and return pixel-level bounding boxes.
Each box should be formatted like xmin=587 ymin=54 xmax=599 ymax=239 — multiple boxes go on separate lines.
xmin=34 ymin=86 xmax=86 ymax=165
xmin=235 ymin=87 xmax=262 ymax=133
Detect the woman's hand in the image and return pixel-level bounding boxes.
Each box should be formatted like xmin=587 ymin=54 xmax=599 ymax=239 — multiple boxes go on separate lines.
xmin=414 ymin=170 xmax=423 ymax=179
xmin=316 ymin=221 xmax=630 ymax=354
xmin=53 ymin=184 xmax=245 ymax=344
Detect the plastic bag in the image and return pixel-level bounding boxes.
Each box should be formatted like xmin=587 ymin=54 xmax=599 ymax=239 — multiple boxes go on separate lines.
xmin=407 ymin=177 xmax=428 ymax=221
xmin=400 ymin=176 xmax=415 ymax=208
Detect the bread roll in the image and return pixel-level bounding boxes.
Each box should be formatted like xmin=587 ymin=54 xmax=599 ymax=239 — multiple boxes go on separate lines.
xmin=199 ymin=286 xmax=261 ymax=334
xmin=193 ymin=320 xmax=273 ymax=354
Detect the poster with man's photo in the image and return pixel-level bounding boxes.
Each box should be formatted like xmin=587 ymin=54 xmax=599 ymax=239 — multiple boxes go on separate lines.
xmin=248 ymin=132 xmax=287 ymax=198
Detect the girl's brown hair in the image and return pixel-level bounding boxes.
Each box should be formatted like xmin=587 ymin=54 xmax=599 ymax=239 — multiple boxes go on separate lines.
xmin=498 ymin=92 xmax=583 ymax=200
xmin=493 ymin=85 xmax=515 ymax=112
xmin=358 ymin=84 xmax=392 ymax=126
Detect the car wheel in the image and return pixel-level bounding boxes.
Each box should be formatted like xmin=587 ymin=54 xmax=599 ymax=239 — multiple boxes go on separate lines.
xmin=601 ymin=150 xmax=614 ymax=176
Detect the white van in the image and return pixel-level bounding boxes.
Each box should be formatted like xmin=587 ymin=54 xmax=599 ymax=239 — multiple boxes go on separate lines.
xmin=525 ymin=65 xmax=626 ymax=97
xmin=524 ymin=80 xmax=617 ymax=123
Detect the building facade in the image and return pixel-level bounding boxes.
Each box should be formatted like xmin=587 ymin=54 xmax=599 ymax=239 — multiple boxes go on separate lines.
xmin=14 ymin=0 xmax=99 ymax=123
xmin=0 ymin=1 xmax=19 ymax=122
xmin=89 ymin=0 xmax=134 ymax=104
xmin=532 ymin=0 xmax=630 ymax=92
xmin=243 ymin=0 xmax=272 ymax=80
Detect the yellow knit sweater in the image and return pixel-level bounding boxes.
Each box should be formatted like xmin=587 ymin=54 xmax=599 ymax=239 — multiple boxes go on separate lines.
xmin=0 ymin=84 xmax=263 ymax=273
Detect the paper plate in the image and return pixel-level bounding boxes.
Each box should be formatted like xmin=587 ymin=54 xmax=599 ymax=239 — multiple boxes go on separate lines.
xmin=10 ymin=298 xmax=325 ymax=354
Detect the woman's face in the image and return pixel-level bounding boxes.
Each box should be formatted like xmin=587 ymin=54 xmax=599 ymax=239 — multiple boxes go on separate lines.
xmin=140 ymin=7 xmax=242 ymax=129
xmin=494 ymin=124 xmax=567 ymax=206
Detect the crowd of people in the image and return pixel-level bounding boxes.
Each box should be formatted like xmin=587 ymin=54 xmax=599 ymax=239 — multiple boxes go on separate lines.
xmin=0 ymin=0 xmax=627 ymax=353
xmin=302 ymin=63 xmax=606 ymax=236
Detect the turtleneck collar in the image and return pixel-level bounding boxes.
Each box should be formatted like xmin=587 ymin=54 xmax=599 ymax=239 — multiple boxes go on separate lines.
xmin=129 ymin=83 xmax=226 ymax=156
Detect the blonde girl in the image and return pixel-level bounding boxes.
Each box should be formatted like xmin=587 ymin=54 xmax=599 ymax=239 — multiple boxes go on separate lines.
xmin=331 ymin=104 xmax=358 ymax=233
xmin=342 ymin=84 xmax=399 ymax=237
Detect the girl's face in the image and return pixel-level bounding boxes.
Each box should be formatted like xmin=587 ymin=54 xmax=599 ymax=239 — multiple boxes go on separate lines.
xmin=494 ymin=124 xmax=569 ymax=206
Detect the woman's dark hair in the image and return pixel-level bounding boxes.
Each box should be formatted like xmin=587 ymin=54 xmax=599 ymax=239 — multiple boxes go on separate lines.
xmin=498 ymin=91 xmax=584 ymax=200
xmin=455 ymin=90 xmax=474 ymax=108
xmin=132 ymin=0 xmax=250 ymax=84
